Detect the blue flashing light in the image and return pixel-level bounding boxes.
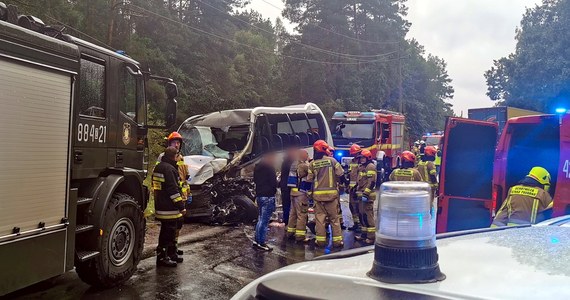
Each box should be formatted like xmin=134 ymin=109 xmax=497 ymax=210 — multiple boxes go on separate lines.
xmin=426 ymin=133 xmax=431 ymax=136
xmin=555 ymin=107 xmax=567 ymax=114
xmin=551 ymin=237 xmax=560 ymax=244
xmin=336 ymin=152 xmax=343 ymax=158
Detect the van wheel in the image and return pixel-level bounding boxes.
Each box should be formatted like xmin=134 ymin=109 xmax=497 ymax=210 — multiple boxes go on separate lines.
xmin=76 ymin=193 xmax=145 ymax=288
xmin=224 ymin=195 xmax=258 ymax=225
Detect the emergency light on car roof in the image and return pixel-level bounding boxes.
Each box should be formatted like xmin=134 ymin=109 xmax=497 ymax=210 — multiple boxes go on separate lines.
xmin=368 ymin=181 xmax=445 ymax=284
xmin=345 ymin=111 xmax=362 ymax=117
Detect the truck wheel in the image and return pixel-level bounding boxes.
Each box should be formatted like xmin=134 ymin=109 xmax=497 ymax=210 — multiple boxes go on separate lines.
xmin=76 ymin=193 xmax=145 ymax=288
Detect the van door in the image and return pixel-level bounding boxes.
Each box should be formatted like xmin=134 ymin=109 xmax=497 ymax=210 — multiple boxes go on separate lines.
xmin=554 ymin=113 xmax=570 ymax=216
xmin=437 ymin=117 xmax=498 ymax=233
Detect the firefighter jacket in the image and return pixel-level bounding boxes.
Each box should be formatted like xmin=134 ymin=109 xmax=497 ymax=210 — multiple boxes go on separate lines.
xmin=157 ymin=152 xmax=190 ymax=200
xmin=152 ymin=156 xmax=185 ymax=220
xmin=307 ymin=156 xmax=344 ymax=202
xmin=348 ymin=158 xmax=359 ymax=191
xmin=492 ymin=182 xmax=553 ymax=226
xmin=291 ymin=160 xmax=310 ymax=197
xmin=389 ymin=167 xmax=423 ymax=182
xmin=434 ymin=150 xmax=442 ymax=166
xmin=356 ymin=162 xmax=377 ymax=201
xmin=417 ymin=160 xmax=438 ymax=189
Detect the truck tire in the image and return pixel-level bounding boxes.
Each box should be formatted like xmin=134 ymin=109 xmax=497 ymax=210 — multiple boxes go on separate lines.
xmin=76 ymin=193 xmax=145 ymax=288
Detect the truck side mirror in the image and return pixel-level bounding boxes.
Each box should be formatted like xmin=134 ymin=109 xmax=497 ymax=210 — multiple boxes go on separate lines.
xmin=164 ymin=82 xmax=178 ymax=129
xmin=165 ymin=82 xmax=178 ymax=99
xmin=165 ymin=98 xmax=177 ymax=129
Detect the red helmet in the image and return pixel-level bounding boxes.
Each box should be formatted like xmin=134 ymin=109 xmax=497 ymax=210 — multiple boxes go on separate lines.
xmin=349 ymin=144 xmax=362 ymax=156
xmin=361 ymin=149 xmax=373 ymax=160
xmin=167 ymin=132 xmax=183 ymax=143
xmin=424 ymin=146 xmax=437 ymax=157
xmin=401 ymin=151 xmax=416 ymax=163
xmin=313 ymin=140 xmax=331 ymax=156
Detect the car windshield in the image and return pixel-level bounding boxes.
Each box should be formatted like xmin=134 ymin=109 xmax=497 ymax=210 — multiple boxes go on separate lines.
xmin=332 ymin=121 xmax=374 ymax=141
xmin=425 ymin=136 xmax=442 ymax=146
xmin=179 ymin=125 xmax=231 ymax=159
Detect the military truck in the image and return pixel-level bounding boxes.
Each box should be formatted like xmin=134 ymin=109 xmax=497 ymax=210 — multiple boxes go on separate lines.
xmin=0 ymin=3 xmax=177 ymax=296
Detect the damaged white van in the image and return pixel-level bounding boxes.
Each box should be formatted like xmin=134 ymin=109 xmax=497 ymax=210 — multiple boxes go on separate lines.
xmin=177 ymin=103 xmax=333 ymax=224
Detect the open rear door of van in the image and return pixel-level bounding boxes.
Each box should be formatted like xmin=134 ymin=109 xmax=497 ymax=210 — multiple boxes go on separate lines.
xmin=437 ymin=117 xmax=498 ymax=233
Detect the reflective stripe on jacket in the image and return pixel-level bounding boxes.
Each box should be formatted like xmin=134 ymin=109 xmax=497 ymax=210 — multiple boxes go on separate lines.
xmin=417 ymin=161 xmax=438 ymax=188
xmin=291 ymin=160 xmax=310 ymax=196
xmin=356 ymin=162 xmax=377 ymax=200
xmin=492 ymin=185 xmax=553 ymax=226
xmin=306 ymin=156 xmax=344 ymax=201
xmin=153 ymin=158 xmax=185 ymax=220
xmin=389 ymin=168 xmax=423 ymax=182
xmin=157 ymin=152 xmax=190 ymax=199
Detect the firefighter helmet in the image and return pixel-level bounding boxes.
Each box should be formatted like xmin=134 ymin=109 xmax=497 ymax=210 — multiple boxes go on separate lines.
xmin=401 ymin=151 xmax=416 ymax=163
xmin=361 ymin=149 xmax=373 ymax=160
xmin=528 ymin=167 xmax=551 ymax=186
xmin=167 ymin=131 xmax=183 ymax=143
xmin=349 ymin=144 xmax=362 ymax=156
xmin=424 ymin=146 xmax=437 ymax=157
xmin=313 ymin=140 xmax=331 ymax=156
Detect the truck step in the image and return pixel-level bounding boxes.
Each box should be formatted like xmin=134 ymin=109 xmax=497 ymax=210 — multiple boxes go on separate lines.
xmin=76 ymin=224 xmax=94 ymax=234
xmin=77 ymin=250 xmax=100 ymax=262
xmin=77 ymin=197 xmax=93 ymax=205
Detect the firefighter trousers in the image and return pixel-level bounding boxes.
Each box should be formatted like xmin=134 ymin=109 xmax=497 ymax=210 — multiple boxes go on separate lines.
xmin=359 ymin=201 xmax=375 ymax=240
xmin=158 ymin=220 xmax=178 ymax=258
xmin=287 ymin=194 xmax=309 ymax=241
xmin=174 ymin=217 xmax=183 ymax=251
xmin=315 ymin=198 xmax=343 ymax=247
xmin=349 ymin=192 xmax=362 ymax=226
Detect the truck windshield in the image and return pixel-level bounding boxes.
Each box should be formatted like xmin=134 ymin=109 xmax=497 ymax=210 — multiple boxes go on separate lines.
xmin=332 ymin=121 xmax=374 ymax=142
xmin=425 ymin=136 xmax=442 ymax=146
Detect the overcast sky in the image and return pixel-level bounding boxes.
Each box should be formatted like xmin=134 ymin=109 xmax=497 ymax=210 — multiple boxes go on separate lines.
xmin=247 ymin=0 xmax=543 ymax=115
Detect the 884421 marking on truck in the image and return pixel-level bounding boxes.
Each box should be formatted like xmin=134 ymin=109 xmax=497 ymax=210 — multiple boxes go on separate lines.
xmin=77 ymin=123 xmax=107 ymax=143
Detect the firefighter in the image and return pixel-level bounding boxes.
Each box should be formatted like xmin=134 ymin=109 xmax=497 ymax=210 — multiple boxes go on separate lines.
xmin=389 ymin=151 xmax=423 ymax=181
xmin=435 ymin=147 xmax=442 ymax=177
xmin=306 ymin=140 xmax=345 ymax=247
xmin=287 ymin=149 xmax=311 ymax=242
xmin=491 ymin=167 xmax=553 ymax=227
xmin=152 ymin=146 xmax=186 ymax=267
xmin=347 ymin=144 xmax=363 ymax=231
xmin=157 ymin=132 xmax=191 ymax=261
xmin=418 ymin=146 xmax=438 ymax=195
xmin=418 ymin=140 xmax=426 ymax=163
xmin=412 ymin=141 xmax=421 ymax=166
xmin=356 ymin=149 xmax=376 ymax=244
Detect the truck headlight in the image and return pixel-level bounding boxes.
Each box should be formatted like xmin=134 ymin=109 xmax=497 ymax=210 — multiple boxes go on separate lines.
xmin=368 ymin=181 xmax=445 ymax=283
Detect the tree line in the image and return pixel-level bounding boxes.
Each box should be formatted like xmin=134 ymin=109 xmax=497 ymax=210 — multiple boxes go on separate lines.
xmin=485 ymin=0 xmax=570 ymax=112
xmin=5 ymin=0 xmax=454 ymax=139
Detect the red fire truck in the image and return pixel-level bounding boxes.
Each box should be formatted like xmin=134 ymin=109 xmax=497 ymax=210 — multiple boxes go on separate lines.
xmin=331 ymin=110 xmax=405 ymax=174
xmin=437 ymin=113 xmax=570 ymax=233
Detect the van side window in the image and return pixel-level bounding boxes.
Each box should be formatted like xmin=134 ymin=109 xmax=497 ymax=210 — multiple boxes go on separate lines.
xmin=307 ymin=114 xmax=327 ymax=142
xmin=288 ymin=113 xmax=312 ymax=147
xmin=79 ymin=58 xmax=105 ymax=118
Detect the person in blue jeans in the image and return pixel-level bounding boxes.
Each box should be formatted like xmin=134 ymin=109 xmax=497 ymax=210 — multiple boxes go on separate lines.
xmin=253 ymin=153 xmax=278 ymax=251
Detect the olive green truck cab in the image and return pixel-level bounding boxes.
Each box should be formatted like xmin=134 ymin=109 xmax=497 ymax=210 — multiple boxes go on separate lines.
xmin=0 ymin=3 xmax=177 ymax=296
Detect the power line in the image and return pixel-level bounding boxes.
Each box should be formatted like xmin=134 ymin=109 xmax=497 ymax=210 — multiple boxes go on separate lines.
xmin=127 ymin=3 xmax=399 ymax=65
xmin=196 ymin=0 xmax=396 ymax=61
xmin=44 ymin=15 xmax=118 ymax=51
xmin=259 ymin=0 xmax=401 ymax=45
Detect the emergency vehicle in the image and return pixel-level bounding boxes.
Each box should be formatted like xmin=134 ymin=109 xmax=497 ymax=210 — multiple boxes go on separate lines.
xmin=422 ymin=131 xmax=443 ymax=147
xmin=0 ymin=4 xmax=177 ymax=296
xmin=437 ymin=114 xmax=570 ymax=233
xmin=331 ymin=110 xmax=405 ymax=171
xmin=232 ymin=181 xmax=570 ymax=300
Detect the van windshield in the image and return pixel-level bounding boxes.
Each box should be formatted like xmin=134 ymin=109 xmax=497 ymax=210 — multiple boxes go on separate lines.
xmin=179 ymin=125 xmax=238 ymax=159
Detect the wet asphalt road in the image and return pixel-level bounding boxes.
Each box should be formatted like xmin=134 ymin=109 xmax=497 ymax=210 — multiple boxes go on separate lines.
xmin=5 ymin=223 xmax=368 ymax=300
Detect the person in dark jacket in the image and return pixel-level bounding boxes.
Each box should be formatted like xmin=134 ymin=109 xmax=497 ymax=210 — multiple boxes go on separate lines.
xmin=253 ymin=152 xmax=278 ymax=251
xmin=152 ymin=147 xmax=186 ymax=267
xmin=279 ymin=148 xmax=296 ymax=225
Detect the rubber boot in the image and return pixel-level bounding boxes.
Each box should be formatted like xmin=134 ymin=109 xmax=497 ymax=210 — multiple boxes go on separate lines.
xmin=156 ymin=247 xmax=177 ymax=267
xmin=168 ymin=246 xmax=183 ymax=263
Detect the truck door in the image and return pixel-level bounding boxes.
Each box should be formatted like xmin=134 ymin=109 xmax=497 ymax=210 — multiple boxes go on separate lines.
xmin=72 ymin=54 xmax=110 ymax=179
xmin=437 ymin=117 xmax=497 ymax=233
xmin=114 ymin=60 xmax=145 ymax=170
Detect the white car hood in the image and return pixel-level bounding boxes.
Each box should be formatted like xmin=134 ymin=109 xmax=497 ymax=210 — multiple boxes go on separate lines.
xmin=184 ymin=155 xmax=228 ymax=185
xmin=233 ymin=226 xmax=570 ymax=300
